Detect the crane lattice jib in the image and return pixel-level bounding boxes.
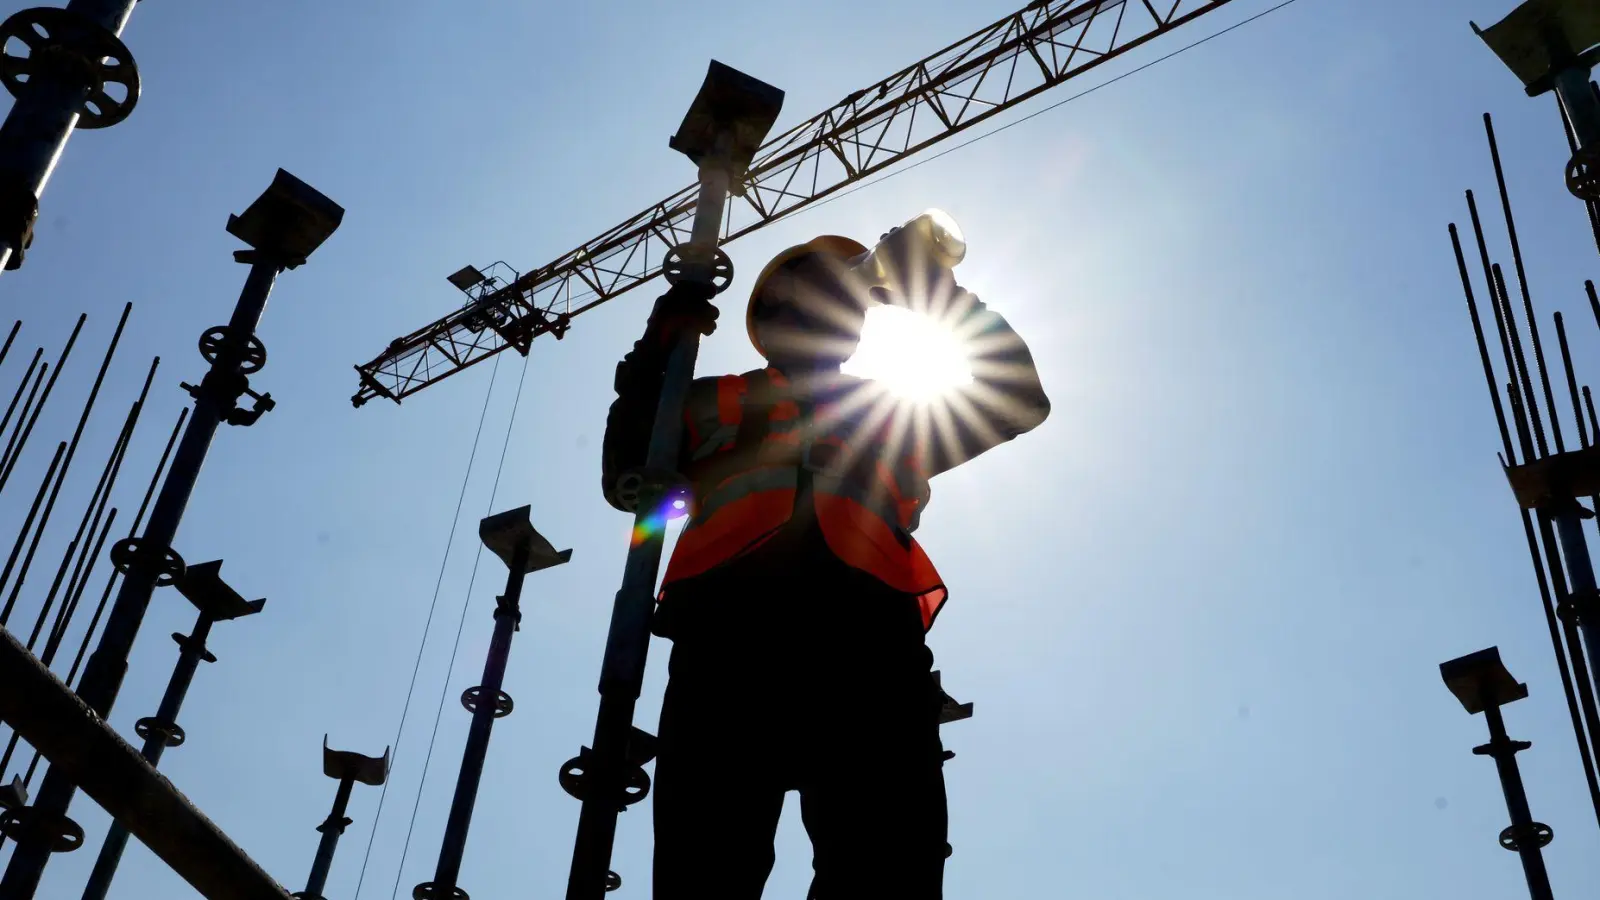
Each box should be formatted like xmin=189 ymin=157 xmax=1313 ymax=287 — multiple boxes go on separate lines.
xmin=352 ymin=0 xmax=1235 ymax=407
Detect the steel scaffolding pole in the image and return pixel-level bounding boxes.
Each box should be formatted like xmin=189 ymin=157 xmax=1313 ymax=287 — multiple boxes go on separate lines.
xmin=79 ymin=561 xmax=265 ymax=900
xmin=1442 ymin=648 xmax=1557 ymax=900
xmin=296 ymin=738 xmax=389 ymax=900
xmin=0 ymin=0 xmax=142 ymax=273
xmin=562 ymin=60 xmax=782 ymax=900
xmin=415 ymin=506 xmax=570 ymax=900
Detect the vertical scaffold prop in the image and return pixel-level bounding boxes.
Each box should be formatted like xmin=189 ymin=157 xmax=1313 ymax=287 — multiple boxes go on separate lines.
xmin=561 ymin=61 xmax=783 ymax=899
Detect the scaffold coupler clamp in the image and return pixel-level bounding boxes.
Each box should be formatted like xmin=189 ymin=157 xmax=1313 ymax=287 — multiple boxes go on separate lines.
xmin=182 ymin=322 xmax=276 ymax=426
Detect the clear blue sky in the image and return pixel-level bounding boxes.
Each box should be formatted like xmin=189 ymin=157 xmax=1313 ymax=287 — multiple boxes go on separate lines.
xmin=3 ymin=0 xmax=1599 ymax=897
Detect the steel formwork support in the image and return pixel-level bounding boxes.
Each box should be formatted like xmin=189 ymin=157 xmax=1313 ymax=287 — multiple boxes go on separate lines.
xmin=564 ymin=60 xmax=775 ymax=897
xmin=418 ymin=506 xmax=568 ymax=900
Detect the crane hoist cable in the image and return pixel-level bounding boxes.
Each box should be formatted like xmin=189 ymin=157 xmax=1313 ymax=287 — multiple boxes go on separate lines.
xmin=350 ymin=352 xmax=506 ymax=900
xmin=384 ymin=349 xmax=533 ymax=900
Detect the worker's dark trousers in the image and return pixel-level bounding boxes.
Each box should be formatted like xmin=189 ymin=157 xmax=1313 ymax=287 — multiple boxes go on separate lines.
xmin=651 ymin=548 xmax=948 ymax=899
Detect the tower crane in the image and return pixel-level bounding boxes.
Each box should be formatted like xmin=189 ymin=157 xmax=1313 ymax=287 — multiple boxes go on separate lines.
xmin=349 ymin=0 xmax=1238 ymax=407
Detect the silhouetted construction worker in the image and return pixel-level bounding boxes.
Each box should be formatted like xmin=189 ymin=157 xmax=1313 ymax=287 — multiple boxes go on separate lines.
xmin=602 ymin=221 xmax=1049 ymax=899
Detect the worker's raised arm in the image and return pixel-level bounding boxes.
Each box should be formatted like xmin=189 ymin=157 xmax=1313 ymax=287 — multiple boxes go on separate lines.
xmin=925 ymin=289 xmax=1049 ymax=475
xmin=600 ymin=283 xmax=720 ymax=511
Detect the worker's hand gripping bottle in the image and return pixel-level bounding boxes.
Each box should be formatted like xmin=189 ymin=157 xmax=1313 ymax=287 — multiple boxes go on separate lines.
xmin=851 ymin=209 xmax=967 ymax=313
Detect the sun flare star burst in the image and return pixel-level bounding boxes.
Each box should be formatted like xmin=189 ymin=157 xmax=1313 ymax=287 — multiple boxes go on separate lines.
xmin=843 ymin=305 xmax=974 ymax=403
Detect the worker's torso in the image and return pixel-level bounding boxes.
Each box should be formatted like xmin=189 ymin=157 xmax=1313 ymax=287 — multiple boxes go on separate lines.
xmin=661 ymin=367 xmax=947 ymax=630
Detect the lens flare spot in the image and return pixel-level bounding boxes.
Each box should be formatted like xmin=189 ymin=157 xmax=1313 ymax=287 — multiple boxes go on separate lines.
xmin=632 ymin=488 xmax=692 ymax=546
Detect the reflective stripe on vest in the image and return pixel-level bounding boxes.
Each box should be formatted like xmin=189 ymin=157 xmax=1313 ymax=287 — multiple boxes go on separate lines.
xmin=664 ymin=369 xmax=947 ymax=630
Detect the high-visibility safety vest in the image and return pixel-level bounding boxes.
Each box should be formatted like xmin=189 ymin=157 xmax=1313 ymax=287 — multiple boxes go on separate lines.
xmin=660 ymin=367 xmax=948 ymax=630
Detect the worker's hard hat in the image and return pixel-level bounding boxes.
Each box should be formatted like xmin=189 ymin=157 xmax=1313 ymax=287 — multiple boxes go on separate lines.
xmin=746 ymin=235 xmax=871 ymax=356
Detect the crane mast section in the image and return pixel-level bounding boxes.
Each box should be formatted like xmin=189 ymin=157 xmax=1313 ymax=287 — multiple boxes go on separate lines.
xmin=353 ymin=0 xmax=1234 ymax=406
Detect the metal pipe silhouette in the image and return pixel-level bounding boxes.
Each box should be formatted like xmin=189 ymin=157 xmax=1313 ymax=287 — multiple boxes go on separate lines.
xmin=0 ymin=357 xmax=45 ymax=487
xmin=0 ymin=263 xmax=275 ymax=893
xmin=0 ymin=629 xmax=294 ymax=900
xmin=0 ymin=348 xmax=43 ymax=466
xmin=0 ymin=312 xmax=82 ymax=493
xmin=80 ymin=560 xmax=264 ymax=900
xmin=0 ymin=0 xmax=142 ymax=272
xmin=302 ymin=779 xmax=352 ymax=900
xmin=1441 ymin=648 xmax=1555 ymax=900
xmin=1 ymin=170 xmax=342 ymax=896
xmin=0 ymin=404 xmax=182 ymax=853
xmin=564 ymin=176 xmax=724 ymax=900
xmin=0 ymin=321 xmax=18 ymax=367
xmin=418 ymin=507 xmax=569 ymax=900
xmin=296 ymin=739 xmax=388 ymax=900
xmin=565 ymin=60 xmax=782 ymax=899
xmin=0 ymin=441 xmax=62 ymax=626
xmin=66 ymin=407 xmax=186 ymax=688
xmin=23 ymin=382 xmax=137 ymax=653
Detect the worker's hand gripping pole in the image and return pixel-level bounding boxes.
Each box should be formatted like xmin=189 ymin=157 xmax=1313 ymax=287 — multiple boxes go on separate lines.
xmin=564 ymin=61 xmax=782 ymax=900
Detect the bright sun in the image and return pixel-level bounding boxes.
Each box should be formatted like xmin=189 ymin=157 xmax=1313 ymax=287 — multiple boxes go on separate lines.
xmin=842 ymin=306 xmax=973 ymax=402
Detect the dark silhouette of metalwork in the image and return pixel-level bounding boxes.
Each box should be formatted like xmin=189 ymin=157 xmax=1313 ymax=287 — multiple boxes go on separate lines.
xmin=34 ymin=358 xmax=158 ymax=669
xmin=415 ymin=506 xmax=570 ymax=900
xmin=0 ymin=314 xmax=82 ymax=495
xmin=0 ymin=321 xmax=18 ymax=365
xmin=1441 ymin=647 xmax=1557 ymax=900
xmin=80 ymin=560 xmax=266 ymax=900
xmin=296 ymin=738 xmax=389 ymax=900
xmin=0 ymin=304 xmax=129 ymax=627
xmin=0 ymin=169 xmax=343 ymax=897
xmin=1475 ymin=0 xmax=1600 ymax=216
xmin=0 ymin=402 xmax=188 ymax=853
xmin=0 ymin=354 xmax=154 ymax=796
xmin=0 ymin=0 xmax=142 ymax=272
xmin=561 ymin=60 xmax=779 ymax=899
xmin=1452 ymin=9 xmax=1600 ymax=833
xmin=0 ymin=628 xmax=294 ymax=900
xmin=350 ymin=0 xmax=1238 ymax=407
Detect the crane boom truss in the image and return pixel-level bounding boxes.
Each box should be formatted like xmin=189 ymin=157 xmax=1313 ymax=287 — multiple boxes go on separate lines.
xmin=352 ymin=0 xmax=1235 ymax=406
